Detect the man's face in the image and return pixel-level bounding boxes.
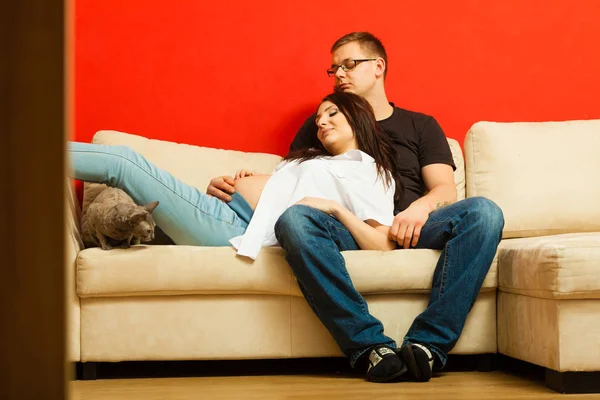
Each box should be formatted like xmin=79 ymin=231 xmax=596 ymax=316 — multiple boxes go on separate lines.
xmin=330 ymin=41 xmax=378 ymax=96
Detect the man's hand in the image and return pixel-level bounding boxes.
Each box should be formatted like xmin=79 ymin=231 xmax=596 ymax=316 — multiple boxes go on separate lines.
xmin=206 ymin=176 xmax=235 ymax=202
xmin=295 ymin=197 xmax=340 ymax=215
xmin=389 ymin=203 xmax=431 ymax=249
xmin=234 ymin=169 xmax=255 ymax=180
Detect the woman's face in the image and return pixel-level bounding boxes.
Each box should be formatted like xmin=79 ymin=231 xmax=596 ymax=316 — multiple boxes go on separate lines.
xmin=315 ymin=101 xmax=358 ymax=155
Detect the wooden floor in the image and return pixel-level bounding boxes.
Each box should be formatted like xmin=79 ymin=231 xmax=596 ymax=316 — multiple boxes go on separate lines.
xmin=70 ymin=371 xmax=600 ymax=400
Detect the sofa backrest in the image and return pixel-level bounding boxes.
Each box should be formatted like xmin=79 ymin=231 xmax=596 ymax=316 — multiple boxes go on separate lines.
xmin=464 ymin=119 xmax=600 ymax=238
xmin=82 ymin=130 xmax=282 ymax=212
xmin=447 ymin=138 xmax=465 ymax=201
xmin=82 ymin=130 xmax=466 ymax=212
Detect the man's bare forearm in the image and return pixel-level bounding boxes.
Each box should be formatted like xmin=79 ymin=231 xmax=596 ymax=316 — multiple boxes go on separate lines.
xmin=411 ymin=183 xmax=458 ymax=214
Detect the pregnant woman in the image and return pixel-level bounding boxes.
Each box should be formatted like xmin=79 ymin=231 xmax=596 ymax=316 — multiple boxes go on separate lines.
xmin=68 ymin=91 xmax=403 ymax=259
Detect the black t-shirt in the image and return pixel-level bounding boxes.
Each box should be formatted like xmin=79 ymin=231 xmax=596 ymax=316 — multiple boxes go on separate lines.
xmin=289 ymin=104 xmax=456 ymax=213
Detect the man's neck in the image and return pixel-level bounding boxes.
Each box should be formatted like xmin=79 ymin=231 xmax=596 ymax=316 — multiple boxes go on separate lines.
xmin=362 ymin=86 xmax=394 ymax=121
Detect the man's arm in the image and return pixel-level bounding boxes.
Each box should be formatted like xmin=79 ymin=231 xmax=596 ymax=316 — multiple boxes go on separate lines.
xmin=410 ymin=163 xmax=457 ymax=212
xmin=389 ymin=164 xmax=456 ymax=249
xmin=390 ymin=116 xmax=457 ymax=249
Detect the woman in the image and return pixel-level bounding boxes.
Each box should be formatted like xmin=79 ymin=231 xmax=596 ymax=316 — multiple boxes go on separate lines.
xmin=68 ymin=91 xmax=403 ymax=258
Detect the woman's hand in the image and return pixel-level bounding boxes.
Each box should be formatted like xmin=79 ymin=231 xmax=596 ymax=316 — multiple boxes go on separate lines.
xmin=295 ymin=197 xmax=340 ymax=215
xmin=235 ymin=169 xmax=255 ymax=180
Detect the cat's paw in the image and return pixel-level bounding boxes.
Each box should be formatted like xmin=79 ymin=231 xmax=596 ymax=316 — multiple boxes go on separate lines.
xmin=100 ymin=244 xmax=113 ymax=250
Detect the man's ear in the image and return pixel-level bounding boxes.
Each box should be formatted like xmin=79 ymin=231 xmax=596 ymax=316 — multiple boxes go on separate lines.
xmin=144 ymin=201 xmax=159 ymax=213
xmin=375 ymin=57 xmax=386 ymax=79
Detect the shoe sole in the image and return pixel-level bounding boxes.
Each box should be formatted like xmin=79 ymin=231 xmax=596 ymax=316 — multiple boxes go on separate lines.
xmin=399 ymin=345 xmax=431 ymax=382
xmin=367 ymin=363 xmax=407 ymax=383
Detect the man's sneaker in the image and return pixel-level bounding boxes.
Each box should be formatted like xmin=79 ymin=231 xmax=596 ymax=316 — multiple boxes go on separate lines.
xmin=365 ymin=345 xmax=407 ymax=383
xmin=398 ymin=343 xmax=434 ymax=382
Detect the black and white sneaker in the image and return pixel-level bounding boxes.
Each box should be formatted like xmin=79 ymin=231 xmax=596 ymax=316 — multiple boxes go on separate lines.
xmin=365 ymin=345 xmax=407 ymax=383
xmin=398 ymin=343 xmax=434 ymax=382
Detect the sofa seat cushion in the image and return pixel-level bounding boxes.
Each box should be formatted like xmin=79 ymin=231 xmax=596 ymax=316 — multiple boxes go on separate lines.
xmin=498 ymin=232 xmax=600 ymax=299
xmin=76 ymin=246 xmax=498 ymax=298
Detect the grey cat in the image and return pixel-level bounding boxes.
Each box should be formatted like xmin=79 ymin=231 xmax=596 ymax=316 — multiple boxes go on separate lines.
xmin=81 ymin=187 xmax=159 ymax=250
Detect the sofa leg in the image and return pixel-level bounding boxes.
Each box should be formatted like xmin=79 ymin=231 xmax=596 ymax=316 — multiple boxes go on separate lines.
xmin=80 ymin=362 xmax=98 ymax=380
xmin=476 ymin=353 xmax=494 ymax=372
xmin=545 ymin=368 xmax=600 ymax=393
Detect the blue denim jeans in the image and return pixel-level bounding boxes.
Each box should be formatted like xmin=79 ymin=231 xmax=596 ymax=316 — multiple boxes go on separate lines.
xmin=67 ymin=142 xmax=253 ymax=246
xmin=274 ymin=198 xmax=504 ymax=368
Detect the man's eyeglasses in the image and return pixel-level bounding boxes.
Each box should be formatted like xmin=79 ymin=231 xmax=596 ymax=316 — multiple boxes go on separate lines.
xmin=327 ymin=59 xmax=377 ymax=77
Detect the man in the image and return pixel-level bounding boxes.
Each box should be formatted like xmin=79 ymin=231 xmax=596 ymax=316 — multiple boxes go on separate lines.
xmin=207 ymin=32 xmax=504 ymax=383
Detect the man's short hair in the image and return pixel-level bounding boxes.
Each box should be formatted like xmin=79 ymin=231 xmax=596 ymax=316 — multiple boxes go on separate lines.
xmin=331 ymin=32 xmax=388 ymax=78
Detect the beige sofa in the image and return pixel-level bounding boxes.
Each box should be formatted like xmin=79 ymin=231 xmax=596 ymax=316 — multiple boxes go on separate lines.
xmin=66 ymin=120 xmax=600 ymax=392
xmin=464 ymin=120 xmax=600 ymax=392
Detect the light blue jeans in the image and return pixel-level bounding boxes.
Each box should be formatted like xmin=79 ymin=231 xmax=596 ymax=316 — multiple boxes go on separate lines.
xmin=68 ymin=142 xmax=252 ymax=246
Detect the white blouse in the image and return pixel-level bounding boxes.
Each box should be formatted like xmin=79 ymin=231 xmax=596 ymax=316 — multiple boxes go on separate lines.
xmin=230 ymin=150 xmax=395 ymax=260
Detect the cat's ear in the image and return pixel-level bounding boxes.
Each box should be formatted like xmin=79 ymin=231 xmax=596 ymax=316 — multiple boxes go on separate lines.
xmin=144 ymin=201 xmax=159 ymax=214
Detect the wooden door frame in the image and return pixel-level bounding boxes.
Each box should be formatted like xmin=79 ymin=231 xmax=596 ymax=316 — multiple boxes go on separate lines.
xmin=1 ymin=0 xmax=67 ymax=398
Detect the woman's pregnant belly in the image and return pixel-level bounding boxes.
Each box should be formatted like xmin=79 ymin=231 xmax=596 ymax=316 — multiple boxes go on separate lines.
xmin=233 ymin=174 xmax=271 ymax=210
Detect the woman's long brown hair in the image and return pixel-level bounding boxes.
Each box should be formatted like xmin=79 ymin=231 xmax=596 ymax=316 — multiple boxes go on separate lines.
xmin=285 ymin=91 xmax=404 ymax=203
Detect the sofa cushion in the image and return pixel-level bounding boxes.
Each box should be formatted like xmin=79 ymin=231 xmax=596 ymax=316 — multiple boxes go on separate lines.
xmin=498 ymin=232 xmax=600 ymax=299
xmin=76 ymin=246 xmax=498 ymax=298
xmin=82 ymin=130 xmax=467 ymax=212
xmin=464 ymin=120 xmax=600 ymax=239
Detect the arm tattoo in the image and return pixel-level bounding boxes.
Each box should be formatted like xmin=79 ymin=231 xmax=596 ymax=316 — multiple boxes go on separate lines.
xmin=436 ymin=201 xmax=450 ymax=210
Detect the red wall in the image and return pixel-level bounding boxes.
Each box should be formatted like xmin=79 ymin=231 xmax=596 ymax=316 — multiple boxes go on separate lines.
xmin=75 ymin=0 xmax=600 ymax=155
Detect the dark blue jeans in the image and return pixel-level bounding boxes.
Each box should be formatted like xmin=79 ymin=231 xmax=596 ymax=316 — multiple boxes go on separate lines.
xmin=274 ymin=197 xmax=504 ymax=368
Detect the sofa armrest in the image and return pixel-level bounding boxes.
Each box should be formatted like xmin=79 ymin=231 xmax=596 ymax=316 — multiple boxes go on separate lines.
xmin=65 ymin=179 xmax=84 ymax=253
xmin=65 ymin=179 xmax=82 ymax=361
